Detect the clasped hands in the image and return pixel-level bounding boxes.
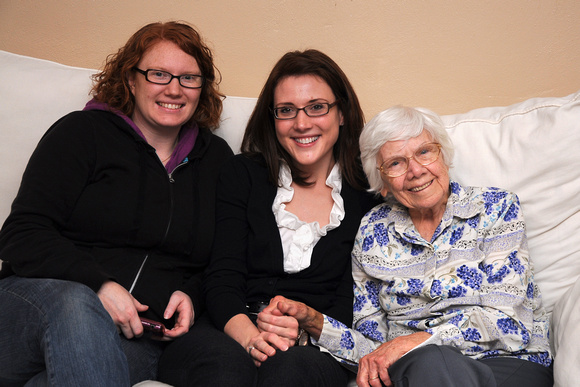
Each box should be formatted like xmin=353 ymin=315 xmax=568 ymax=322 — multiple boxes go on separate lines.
xmin=247 ymin=295 xmax=317 ymax=366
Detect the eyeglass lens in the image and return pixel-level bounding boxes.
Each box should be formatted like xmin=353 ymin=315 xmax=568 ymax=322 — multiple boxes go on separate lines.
xmin=381 ymin=143 xmax=440 ymax=177
xmin=145 ymin=69 xmax=203 ymax=88
xmin=274 ymin=102 xmax=333 ymax=119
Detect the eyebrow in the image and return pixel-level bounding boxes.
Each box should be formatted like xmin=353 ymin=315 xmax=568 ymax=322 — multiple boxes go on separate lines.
xmin=148 ymin=68 xmax=202 ymax=76
xmin=384 ymin=141 xmax=433 ymax=159
xmin=274 ymin=98 xmax=330 ymax=107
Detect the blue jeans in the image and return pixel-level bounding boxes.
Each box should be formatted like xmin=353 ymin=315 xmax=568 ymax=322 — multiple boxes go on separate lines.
xmin=0 ymin=276 xmax=162 ymax=386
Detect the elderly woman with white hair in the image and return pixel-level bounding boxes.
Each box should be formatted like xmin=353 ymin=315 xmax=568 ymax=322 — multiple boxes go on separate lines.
xmin=264 ymin=106 xmax=553 ymax=387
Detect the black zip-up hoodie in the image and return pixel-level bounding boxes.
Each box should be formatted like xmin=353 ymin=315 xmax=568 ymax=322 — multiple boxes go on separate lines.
xmin=0 ymin=109 xmax=233 ymax=324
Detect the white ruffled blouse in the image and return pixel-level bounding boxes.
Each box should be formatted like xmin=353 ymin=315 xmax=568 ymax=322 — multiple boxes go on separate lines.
xmin=273 ymin=163 xmax=345 ymax=274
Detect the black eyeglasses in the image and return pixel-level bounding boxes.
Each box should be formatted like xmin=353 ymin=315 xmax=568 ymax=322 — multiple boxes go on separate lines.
xmin=272 ymin=101 xmax=338 ymax=120
xmin=133 ymin=68 xmax=205 ymax=89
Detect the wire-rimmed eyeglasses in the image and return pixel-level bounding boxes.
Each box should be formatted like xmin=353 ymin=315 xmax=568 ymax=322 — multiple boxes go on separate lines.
xmin=377 ymin=142 xmax=442 ymax=178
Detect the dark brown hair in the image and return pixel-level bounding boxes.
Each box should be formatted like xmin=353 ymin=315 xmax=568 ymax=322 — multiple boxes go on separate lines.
xmin=91 ymin=21 xmax=223 ymax=129
xmin=241 ymin=49 xmax=366 ymax=189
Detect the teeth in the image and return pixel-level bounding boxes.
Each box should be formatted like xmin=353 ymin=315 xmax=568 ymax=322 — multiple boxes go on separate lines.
xmin=295 ymin=136 xmax=319 ymax=144
xmin=158 ymin=103 xmax=182 ymax=110
xmin=410 ymin=181 xmax=432 ymax=192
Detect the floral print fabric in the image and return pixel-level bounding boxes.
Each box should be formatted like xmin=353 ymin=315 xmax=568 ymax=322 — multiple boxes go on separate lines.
xmin=316 ymin=181 xmax=552 ymax=368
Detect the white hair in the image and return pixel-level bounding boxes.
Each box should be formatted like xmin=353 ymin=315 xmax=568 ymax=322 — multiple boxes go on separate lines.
xmin=359 ymin=105 xmax=454 ymax=194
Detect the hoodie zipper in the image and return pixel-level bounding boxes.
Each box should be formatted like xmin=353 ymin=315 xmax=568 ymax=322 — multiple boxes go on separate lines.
xmin=128 ymin=158 xmax=189 ymax=294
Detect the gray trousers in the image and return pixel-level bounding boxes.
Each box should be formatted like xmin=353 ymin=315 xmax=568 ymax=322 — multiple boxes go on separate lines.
xmin=388 ymin=345 xmax=553 ymax=387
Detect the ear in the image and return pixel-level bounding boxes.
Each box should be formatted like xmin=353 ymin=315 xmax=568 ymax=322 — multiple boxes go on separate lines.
xmin=127 ymin=72 xmax=136 ymax=95
xmin=380 ymin=185 xmax=389 ymax=197
xmin=338 ymin=109 xmax=344 ymax=126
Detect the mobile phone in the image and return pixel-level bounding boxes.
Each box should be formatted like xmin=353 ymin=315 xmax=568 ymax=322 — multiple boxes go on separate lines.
xmin=140 ymin=317 xmax=166 ymax=337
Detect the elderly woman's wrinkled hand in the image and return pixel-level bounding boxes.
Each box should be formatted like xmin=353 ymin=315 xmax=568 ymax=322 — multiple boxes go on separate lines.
xmin=356 ymin=332 xmax=432 ymax=387
xmin=258 ymin=295 xmax=324 ymax=342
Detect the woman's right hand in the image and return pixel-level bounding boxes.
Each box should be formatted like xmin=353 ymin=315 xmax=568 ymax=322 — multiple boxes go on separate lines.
xmin=97 ymin=280 xmax=149 ymax=339
xmin=225 ymin=313 xmax=291 ymax=366
xmin=356 ymin=332 xmax=432 ymax=387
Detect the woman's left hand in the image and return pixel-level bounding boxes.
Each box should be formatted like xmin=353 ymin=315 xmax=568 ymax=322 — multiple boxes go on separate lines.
xmin=160 ymin=291 xmax=194 ymax=340
xmin=357 ymin=332 xmax=432 ymax=387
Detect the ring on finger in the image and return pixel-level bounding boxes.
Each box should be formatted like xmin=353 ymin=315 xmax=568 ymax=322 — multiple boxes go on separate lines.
xmin=369 ymin=375 xmax=379 ymax=380
xmin=247 ymin=346 xmax=255 ymax=354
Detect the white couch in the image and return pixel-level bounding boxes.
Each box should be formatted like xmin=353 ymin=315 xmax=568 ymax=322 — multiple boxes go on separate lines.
xmin=1 ymin=50 xmax=579 ymax=387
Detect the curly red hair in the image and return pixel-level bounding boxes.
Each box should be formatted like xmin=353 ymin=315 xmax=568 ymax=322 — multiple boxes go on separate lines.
xmin=91 ymin=21 xmax=223 ymax=130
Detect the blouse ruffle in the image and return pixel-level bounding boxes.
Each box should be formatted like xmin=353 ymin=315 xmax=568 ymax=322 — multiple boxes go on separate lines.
xmin=273 ymin=163 xmax=345 ymax=273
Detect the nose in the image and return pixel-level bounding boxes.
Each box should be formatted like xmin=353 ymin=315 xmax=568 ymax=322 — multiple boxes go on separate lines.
xmin=165 ymin=77 xmax=183 ymax=95
xmin=294 ymin=109 xmax=312 ymax=130
xmin=406 ymin=157 xmax=426 ymax=177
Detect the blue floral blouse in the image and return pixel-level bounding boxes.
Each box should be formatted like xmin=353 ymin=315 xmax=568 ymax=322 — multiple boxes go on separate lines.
xmin=316 ymin=181 xmax=552 ymax=368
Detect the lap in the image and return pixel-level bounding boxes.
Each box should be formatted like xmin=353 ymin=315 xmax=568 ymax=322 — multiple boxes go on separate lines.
xmin=158 ymin=314 xmax=349 ymax=387
xmin=158 ymin=314 xmax=256 ymax=387
xmin=0 ymin=276 xmax=130 ymax=386
xmin=388 ymin=345 xmax=552 ymax=387
xmin=258 ymin=345 xmax=349 ymax=387
xmin=480 ymin=356 xmax=553 ymax=387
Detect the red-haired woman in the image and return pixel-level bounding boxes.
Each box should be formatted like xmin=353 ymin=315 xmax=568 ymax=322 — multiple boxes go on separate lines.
xmin=0 ymin=21 xmax=232 ymax=386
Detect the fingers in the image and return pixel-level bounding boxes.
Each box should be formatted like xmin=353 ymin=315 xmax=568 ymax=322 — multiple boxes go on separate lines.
xmin=97 ymin=281 xmax=146 ymax=339
xmin=160 ymin=291 xmax=194 ymax=340
xmin=358 ymin=348 xmax=394 ymax=387
xmin=247 ymin=339 xmax=275 ymax=364
xmin=256 ymin=311 xmax=299 ymax=342
xmin=246 ymin=329 xmax=294 ymax=366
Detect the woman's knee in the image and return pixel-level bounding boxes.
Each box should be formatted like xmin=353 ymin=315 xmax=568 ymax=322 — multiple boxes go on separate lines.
xmin=158 ymin=316 xmax=257 ymax=387
xmin=258 ymin=347 xmax=348 ymax=387
xmin=389 ymin=345 xmax=495 ymax=387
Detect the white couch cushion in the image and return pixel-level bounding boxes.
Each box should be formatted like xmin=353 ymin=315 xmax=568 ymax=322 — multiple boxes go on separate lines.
xmin=0 ymin=51 xmax=96 ymax=225
xmin=442 ymin=90 xmax=580 ymax=314
xmin=215 ymin=96 xmax=256 ymax=153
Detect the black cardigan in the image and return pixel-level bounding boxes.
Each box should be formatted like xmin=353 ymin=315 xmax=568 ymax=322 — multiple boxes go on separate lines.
xmin=0 ymin=110 xmax=233 ymax=322
xmin=204 ymin=154 xmax=380 ymax=330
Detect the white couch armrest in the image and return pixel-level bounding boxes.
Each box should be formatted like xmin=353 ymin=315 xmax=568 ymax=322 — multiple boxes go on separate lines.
xmin=551 ymin=278 xmax=580 ymax=387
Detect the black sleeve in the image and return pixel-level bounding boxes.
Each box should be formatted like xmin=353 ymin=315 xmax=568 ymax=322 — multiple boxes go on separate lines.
xmin=203 ymin=155 xmax=256 ymax=330
xmin=0 ymin=112 xmax=112 ymax=291
xmin=180 ymin=134 xmax=234 ymax=319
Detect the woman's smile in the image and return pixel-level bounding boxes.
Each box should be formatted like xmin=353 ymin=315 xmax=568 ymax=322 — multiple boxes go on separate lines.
xmin=157 ymin=102 xmax=185 ymax=110
xmin=408 ymin=180 xmax=433 ymax=192
xmin=293 ymin=135 xmax=320 ymax=145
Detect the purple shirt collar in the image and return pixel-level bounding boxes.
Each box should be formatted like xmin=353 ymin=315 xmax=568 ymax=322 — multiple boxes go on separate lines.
xmin=83 ymin=99 xmax=198 ymax=172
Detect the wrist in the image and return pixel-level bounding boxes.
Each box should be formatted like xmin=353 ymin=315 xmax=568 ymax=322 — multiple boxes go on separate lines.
xmin=299 ymin=308 xmax=323 ymax=341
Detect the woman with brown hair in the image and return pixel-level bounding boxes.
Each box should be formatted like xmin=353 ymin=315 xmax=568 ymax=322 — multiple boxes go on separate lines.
xmin=0 ymin=21 xmax=232 ymax=386
xmin=193 ymin=49 xmax=380 ymax=386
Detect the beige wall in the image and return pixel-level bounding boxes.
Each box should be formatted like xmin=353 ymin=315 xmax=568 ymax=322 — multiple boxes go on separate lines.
xmin=1 ymin=0 xmax=579 ymax=118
